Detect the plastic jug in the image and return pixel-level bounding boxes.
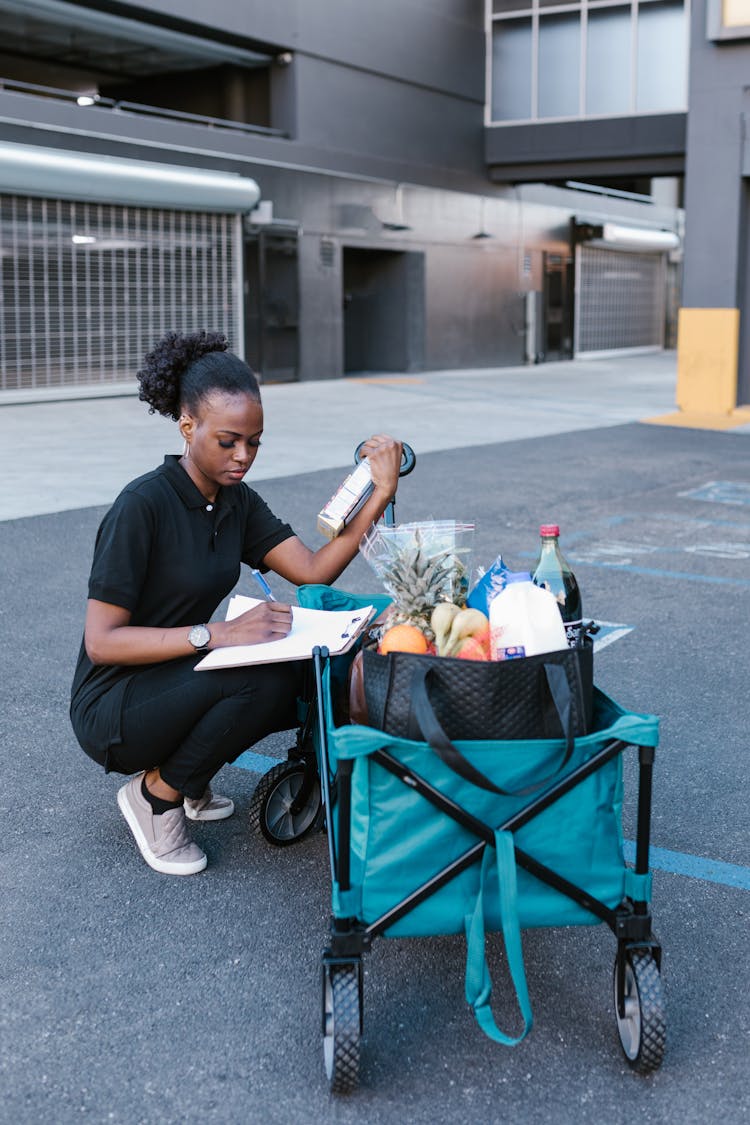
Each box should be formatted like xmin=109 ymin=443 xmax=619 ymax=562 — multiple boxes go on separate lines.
xmin=489 ymin=571 xmax=567 ymax=660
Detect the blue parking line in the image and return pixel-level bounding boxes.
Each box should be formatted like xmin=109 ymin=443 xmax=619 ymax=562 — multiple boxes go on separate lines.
xmin=624 ymin=840 xmax=750 ymax=890
xmin=573 ymin=561 xmax=750 ymax=588
xmin=232 ymin=749 xmax=278 ymax=774
xmin=230 ymin=754 xmax=750 ymax=892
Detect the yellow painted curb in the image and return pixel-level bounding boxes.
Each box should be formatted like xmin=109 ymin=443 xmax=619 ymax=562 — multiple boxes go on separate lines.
xmin=642 ymin=406 xmax=750 ymax=430
xmin=676 ymin=308 xmax=740 ymax=414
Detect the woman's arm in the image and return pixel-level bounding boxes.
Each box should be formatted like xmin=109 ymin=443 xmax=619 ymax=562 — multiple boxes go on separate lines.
xmin=261 ymin=435 xmax=403 ymax=587
xmin=84 ymin=598 xmax=294 ymax=666
xmin=84 ymin=435 xmax=402 ymax=666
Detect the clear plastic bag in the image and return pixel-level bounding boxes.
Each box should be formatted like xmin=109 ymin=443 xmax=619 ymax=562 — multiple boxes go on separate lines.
xmin=360 ymin=520 xmax=475 ymax=633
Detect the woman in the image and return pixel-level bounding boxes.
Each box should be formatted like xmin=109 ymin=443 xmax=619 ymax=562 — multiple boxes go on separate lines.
xmin=70 ymin=330 xmax=402 ymax=876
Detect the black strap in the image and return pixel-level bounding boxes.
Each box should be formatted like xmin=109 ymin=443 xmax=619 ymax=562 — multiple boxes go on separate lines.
xmin=410 ymin=661 xmax=575 ymax=798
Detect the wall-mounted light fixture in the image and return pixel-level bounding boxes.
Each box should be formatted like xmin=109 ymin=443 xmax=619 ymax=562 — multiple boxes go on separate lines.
xmin=381 ymin=184 xmax=412 ymax=231
xmin=471 ymin=197 xmax=493 ymax=239
xmin=249 ymin=199 xmax=274 ymax=225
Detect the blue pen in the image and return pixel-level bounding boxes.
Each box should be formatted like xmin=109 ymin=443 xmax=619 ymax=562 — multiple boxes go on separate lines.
xmin=251 ymin=568 xmax=277 ymax=602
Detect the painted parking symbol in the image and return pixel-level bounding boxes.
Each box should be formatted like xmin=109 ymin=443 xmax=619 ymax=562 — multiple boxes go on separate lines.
xmin=570 ymin=542 xmax=659 ymax=566
xmin=679 ymin=480 xmax=750 ymax=506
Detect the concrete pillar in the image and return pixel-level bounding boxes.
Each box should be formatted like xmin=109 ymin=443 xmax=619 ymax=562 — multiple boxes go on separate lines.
xmin=677 ymin=0 xmax=749 ymax=414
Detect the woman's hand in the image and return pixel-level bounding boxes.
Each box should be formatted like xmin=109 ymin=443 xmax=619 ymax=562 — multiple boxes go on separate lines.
xmin=209 ymin=602 xmax=293 ymax=648
xmin=358 ymin=434 xmax=403 ymax=501
xmin=261 ymin=432 xmax=405 ymax=589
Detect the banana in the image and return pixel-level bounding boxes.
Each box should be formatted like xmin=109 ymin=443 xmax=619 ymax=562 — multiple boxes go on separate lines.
xmin=430 ymin=602 xmax=461 ymax=656
xmin=443 ymin=608 xmax=490 ymax=658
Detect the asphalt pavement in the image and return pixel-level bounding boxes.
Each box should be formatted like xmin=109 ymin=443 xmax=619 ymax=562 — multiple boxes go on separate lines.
xmin=1 ymin=352 xmax=749 ymax=1124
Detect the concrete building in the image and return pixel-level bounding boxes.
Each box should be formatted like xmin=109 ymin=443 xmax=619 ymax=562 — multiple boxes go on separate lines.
xmin=486 ymin=0 xmax=750 ymax=415
xmin=0 ymin=1 xmax=683 ymax=396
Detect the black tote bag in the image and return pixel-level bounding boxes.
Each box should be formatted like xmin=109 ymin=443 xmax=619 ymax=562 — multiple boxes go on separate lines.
xmin=362 ymin=638 xmax=593 ymax=745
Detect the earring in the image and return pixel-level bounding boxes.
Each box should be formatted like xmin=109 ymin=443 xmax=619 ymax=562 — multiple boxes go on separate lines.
xmin=178 ymin=415 xmax=190 ymax=457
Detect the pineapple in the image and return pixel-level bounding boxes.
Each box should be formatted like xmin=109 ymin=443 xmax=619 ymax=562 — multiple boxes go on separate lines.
xmin=377 ymin=527 xmax=468 ymax=635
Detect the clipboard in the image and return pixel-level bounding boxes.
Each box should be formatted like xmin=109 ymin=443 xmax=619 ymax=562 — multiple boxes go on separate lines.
xmin=194 ymin=595 xmax=377 ymax=671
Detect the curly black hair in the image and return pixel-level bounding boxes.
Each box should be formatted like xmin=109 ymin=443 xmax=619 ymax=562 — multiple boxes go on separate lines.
xmin=137 ymin=330 xmax=260 ymax=420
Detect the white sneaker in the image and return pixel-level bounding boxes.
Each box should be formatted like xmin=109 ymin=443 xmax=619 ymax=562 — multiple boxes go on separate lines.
xmin=117 ymin=775 xmax=207 ymax=875
xmin=184 ymin=785 xmax=235 ymax=822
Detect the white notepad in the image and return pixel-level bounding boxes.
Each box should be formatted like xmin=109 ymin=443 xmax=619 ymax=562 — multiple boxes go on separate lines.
xmin=194 ymin=595 xmax=375 ymax=670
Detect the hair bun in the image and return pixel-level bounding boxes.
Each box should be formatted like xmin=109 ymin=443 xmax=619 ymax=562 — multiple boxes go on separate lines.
xmin=137 ymin=330 xmax=228 ymax=419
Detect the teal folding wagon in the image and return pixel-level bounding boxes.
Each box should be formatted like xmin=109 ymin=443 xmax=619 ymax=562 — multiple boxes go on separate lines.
xmin=248 ymin=586 xmax=666 ymax=1094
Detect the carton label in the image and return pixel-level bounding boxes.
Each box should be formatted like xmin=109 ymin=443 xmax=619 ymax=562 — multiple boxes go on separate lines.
xmin=317 ymin=460 xmax=374 ymax=539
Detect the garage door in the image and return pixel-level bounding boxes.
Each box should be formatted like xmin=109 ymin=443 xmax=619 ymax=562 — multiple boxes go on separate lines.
xmin=574 ymin=245 xmax=666 ymax=357
xmin=0 ymin=194 xmax=239 ymax=391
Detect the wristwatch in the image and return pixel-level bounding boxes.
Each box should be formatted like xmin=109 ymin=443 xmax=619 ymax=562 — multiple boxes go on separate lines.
xmin=188 ymin=623 xmax=211 ymax=651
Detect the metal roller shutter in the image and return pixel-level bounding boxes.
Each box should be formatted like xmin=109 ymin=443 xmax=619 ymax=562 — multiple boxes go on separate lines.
xmin=0 ymin=194 xmax=240 ymax=391
xmin=574 ymin=245 xmax=666 ymax=357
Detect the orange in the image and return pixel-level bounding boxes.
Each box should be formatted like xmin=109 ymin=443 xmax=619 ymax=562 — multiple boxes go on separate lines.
xmin=379 ymin=623 xmax=429 ymax=655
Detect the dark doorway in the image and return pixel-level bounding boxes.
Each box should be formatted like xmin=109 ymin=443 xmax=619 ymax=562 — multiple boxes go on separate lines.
xmin=244 ymin=229 xmax=299 ymax=383
xmin=342 ymin=248 xmax=425 ymax=374
xmin=542 ymin=252 xmax=574 ymax=361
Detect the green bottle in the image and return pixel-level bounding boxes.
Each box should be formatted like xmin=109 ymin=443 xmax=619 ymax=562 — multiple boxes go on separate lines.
xmin=531 ymin=524 xmax=581 ymax=645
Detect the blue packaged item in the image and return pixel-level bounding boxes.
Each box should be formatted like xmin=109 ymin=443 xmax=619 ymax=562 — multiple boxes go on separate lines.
xmin=467 ymin=556 xmax=528 ymax=616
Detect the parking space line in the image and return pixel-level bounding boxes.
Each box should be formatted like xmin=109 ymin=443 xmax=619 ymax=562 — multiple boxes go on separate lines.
xmin=232 ymin=749 xmax=278 ymax=774
xmin=624 ymin=840 xmax=750 ymax=891
xmin=572 ymin=560 xmax=750 ymax=587
xmin=230 ymin=755 xmax=749 ymax=891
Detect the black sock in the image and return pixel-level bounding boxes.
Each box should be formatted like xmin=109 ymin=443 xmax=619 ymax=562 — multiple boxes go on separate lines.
xmin=141 ymin=774 xmax=183 ymax=815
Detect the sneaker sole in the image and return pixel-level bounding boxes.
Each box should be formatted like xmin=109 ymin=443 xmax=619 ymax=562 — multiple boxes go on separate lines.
xmin=184 ymin=801 xmax=235 ymax=822
xmin=117 ymin=786 xmax=207 ymax=876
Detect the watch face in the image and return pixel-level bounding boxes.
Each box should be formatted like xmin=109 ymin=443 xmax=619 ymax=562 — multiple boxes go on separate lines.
xmin=189 ymin=624 xmax=211 ymax=650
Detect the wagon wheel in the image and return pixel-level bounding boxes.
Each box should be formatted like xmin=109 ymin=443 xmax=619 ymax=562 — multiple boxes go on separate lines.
xmin=613 ymin=949 xmax=666 ymax=1074
xmin=322 ymin=961 xmax=361 ymax=1094
xmin=248 ymin=761 xmax=322 ymax=847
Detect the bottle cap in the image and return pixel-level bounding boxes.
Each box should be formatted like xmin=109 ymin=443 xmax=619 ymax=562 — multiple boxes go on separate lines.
xmin=539 ymin=524 xmax=560 ymax=537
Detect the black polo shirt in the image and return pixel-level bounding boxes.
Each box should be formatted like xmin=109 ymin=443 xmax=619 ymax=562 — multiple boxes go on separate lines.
xmin=70 ymin=455 xmax=294 ymax=760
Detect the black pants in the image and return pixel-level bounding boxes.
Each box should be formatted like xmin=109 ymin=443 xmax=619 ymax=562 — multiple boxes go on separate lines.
xmin=108 ymin=656 xmax=303 ymax=799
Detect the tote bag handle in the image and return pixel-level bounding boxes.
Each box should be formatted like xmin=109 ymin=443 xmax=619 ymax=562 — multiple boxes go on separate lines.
xmin=410 ymin=661 xmax=574 ymax=798
xmin=464 ymin=829 xmax=533 ymax=1045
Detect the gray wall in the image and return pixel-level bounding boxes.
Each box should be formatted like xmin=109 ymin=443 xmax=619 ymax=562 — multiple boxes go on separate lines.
xmin=0 ymin=0 xmax=489 ymax=194
xmin=246 ymin=169 xmax=680 ymax=380
xmin=0 ymin=1 xmax=682 ymax=386
xmin=681 ymin=0 xmax=747 ymax=309
xmin=111 ymin=0 xmax=487 ymax=186
xmin=486 ymin=115 xmax=686 ymax=182
xmin=680 ymin=0 xmax=750 ymax=400
xmin=124 ymin=0 xmax=483 ymax=100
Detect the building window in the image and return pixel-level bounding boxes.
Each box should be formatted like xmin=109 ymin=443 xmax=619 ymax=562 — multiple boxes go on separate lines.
xmin=636 ymin=0 xmax=689 ymax=111
xmin=490 ymin=17 xmax=533 ymax=120
xmin=586 ymin=7 xmax=631 ymax=115
xmin=488 ymin=0 xmax=689 ymax=124
xmin=538 ymin=12 xmax=581 ymax=118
